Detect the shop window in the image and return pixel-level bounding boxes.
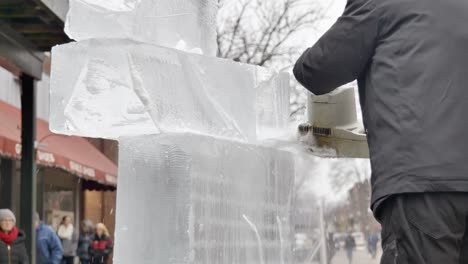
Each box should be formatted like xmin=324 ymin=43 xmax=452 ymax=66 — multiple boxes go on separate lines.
xmin=41 ymin=168 xmax=79 ymax=231
xmin=43 ymin=190 xmax=74 ymax=231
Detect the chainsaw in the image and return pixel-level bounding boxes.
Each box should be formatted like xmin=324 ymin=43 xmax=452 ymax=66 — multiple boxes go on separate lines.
xmin=298 ymin=87 xmax=369 ymax=159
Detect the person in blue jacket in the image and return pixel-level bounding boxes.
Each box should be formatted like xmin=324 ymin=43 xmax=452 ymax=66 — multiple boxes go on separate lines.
xmin=34 ymin=213 xmax=63 ymax=264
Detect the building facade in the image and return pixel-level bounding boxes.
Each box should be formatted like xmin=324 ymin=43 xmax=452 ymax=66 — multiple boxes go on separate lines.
xmin=0 ymin=63 xmax=118 ymax=237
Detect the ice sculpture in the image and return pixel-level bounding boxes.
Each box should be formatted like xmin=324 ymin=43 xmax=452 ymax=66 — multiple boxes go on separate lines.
xmin=50 ymin=39 xmax=290 ymax=141
xmin=114 ymin=133 xmax=294 ymax=264
xmin=50 ymin=1 xmax=297 ymax=263
xmin=65 ymin=0 xmax=218 ymax=56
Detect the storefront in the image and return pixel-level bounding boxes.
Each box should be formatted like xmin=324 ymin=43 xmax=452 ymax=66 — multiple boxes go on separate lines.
xmin=0 ymin=158 xmax=20 ymax=215
xmin=38 ymin=167 xmax=80 ymax=230
xmin=0 ymin=80 xmax=118 ymax=230
xmin=0 ymin=2 xmax=100 ymax=257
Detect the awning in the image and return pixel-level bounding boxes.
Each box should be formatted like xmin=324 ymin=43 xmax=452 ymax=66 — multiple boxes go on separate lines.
xmin=0 ymin=100 xmax=117 ymax=186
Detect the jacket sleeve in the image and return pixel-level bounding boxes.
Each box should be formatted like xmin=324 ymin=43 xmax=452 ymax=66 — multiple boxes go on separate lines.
xmin=88 ymin=240 xmax=96 ymax=257
xmin=293 ymin=0 xmax=380 ymax=95
xmin=76 ymin=235 xmax=82 ymax=254
xmin=103 ymin=238 xmax=113 ymax=256
xmin=49 ymin=230 xmax=63 ymax=264
xmin=57 ymin=225 xmax=73 ymax=240
xmin=71 ymin=231 xmax=79 ymax=255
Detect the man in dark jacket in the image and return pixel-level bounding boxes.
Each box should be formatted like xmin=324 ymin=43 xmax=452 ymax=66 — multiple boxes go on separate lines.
xmin=294 ymin=0 xmax=468 ymax=262
xmin=34 ymin=213 xmax=63 ymax=264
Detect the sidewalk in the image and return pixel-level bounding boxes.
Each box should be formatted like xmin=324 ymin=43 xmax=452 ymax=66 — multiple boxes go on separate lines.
xmin=330 ymin=249 xmax=382 ymax=264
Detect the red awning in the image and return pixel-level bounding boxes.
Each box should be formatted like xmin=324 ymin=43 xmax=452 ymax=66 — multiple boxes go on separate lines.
xmin=0 ymin=100 xmax=117 ymax=186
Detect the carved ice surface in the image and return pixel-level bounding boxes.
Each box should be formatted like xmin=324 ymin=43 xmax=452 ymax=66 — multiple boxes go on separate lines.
xmin=51 ymin=2 xmax=297 ymax=263
xmin=50 ymin=39 xmax=290 ymax=141
xmin=255 ymin=68 xmax=290 ymax=140
xmin=65 ymin=0 xmax=218 ymax=56
xmin=114 ymin=133 xmax=295 ymax=264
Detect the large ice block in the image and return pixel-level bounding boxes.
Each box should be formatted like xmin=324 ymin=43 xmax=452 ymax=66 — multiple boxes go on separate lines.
xmin=114 ymin=133 xmax=294 ymax=264
xmin=50 ymin=39 xmax=290 ymax=141
xmin=65 ymin=0 xmax=218 ymax=56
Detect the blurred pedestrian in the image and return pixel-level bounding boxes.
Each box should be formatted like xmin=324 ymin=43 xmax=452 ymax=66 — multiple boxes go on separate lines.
xmin=89 ymin=223 xmax=112 ymax=264
xmin=35 ymin=213 xmax=63 ymax=264
xmin=344 ymin=233 xmax=356 ymax=264
xmin=77 ymin=220 xmax=94 ymax=264
xmin=0 ymin=209 xmax=28 ymax=264
xmin=367 ymin=232 xmax=379 ymax=259
xmin=327 ymin=232 xmax=335 ymax=264
xmin=57 ymin=216 xmax=75 ymax=264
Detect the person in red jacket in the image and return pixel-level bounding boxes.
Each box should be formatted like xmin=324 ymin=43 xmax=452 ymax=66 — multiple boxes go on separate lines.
xmin=89 ymin=223 xmax=112 ymax=264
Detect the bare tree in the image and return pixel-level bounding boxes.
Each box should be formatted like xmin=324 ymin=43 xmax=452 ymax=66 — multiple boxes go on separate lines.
xmin=217 ymin=0 xmax=324 ymax=66
xmin=326 ymin=159 xmax=374 ymax=233
xmin=217 ymin=0 xmax=326 ymax=120
xmin=328 ymin=159 xmax=370 ymax=194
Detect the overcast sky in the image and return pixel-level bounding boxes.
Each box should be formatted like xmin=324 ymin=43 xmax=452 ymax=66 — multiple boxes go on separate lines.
xmin=296 ymin=0 xmax=346 ymax=47
xmin=319 ymin=0 xmax=346 ymax=27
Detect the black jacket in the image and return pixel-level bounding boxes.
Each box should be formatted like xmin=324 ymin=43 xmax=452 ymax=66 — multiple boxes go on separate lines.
xmin=89 ymin=235 xmax=112 ymax=264
xmin=0 ymin=230 xmax=29 ymax=264
xmin=294 ymin=0 xmax=468 ymax=214
xmin=77 ymin=232 xmax=93 ymax=260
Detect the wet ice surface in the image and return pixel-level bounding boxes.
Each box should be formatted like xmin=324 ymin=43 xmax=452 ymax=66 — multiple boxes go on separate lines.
xmin=50 ymin=39 xmax=289 ymax=142
xmin=65 ymin=0 xmax=218 ymax=56
xmin=114 ymin=133 xmax=295 ymax=264
xmin=50 ymin=2 xmax=311 ymax=263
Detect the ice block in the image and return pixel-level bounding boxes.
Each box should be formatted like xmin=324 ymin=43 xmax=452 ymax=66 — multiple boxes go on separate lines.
xmin=114 ymin=133 xmax=294 ymax=264
xmin=65 ymin=0 xmax=218 ymax=56
xmin=50 ymin=39 xmax=290 ymax=141
xmin=255 ymin=69 xmax=290 ymax=139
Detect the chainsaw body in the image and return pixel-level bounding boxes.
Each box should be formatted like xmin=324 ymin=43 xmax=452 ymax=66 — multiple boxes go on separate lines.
xmin=299 ymin=87 xmax=369 ymax=158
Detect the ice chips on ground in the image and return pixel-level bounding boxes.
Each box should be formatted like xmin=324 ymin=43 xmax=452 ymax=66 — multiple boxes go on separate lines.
xmin=114 ymin=133 xmax=294 ymax=264
xmin=65 ymin=0 xmax=218 ymax=56
xmin=50 ymin=39 xmax=290 ymax=141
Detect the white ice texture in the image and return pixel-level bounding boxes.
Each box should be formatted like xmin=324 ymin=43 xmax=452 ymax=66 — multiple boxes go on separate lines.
xmin=50 ymin=39 xmax=290 ymax=141
xmin=64 ymin=0 xmax=218 ymax=56
xmin=114 ymin=133 xmax=294 ymax=264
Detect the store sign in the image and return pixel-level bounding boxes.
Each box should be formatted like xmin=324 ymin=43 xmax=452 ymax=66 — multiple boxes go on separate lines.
xmin=105 ymin=174 xmax=117 ymax=185
xmin=15 ymin=143 xmax=21 ymax=155
xmin=37 ymin=150 xmax=55 ymax=163
xmin=15 ymin=144 xmax=56 ymax=164
xmin=69 ymin=161 xmax=96 ymax=178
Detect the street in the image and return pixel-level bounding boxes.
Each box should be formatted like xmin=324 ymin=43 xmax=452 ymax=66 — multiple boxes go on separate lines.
xmin=331 ymin=249 xmax=382 ymax=264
